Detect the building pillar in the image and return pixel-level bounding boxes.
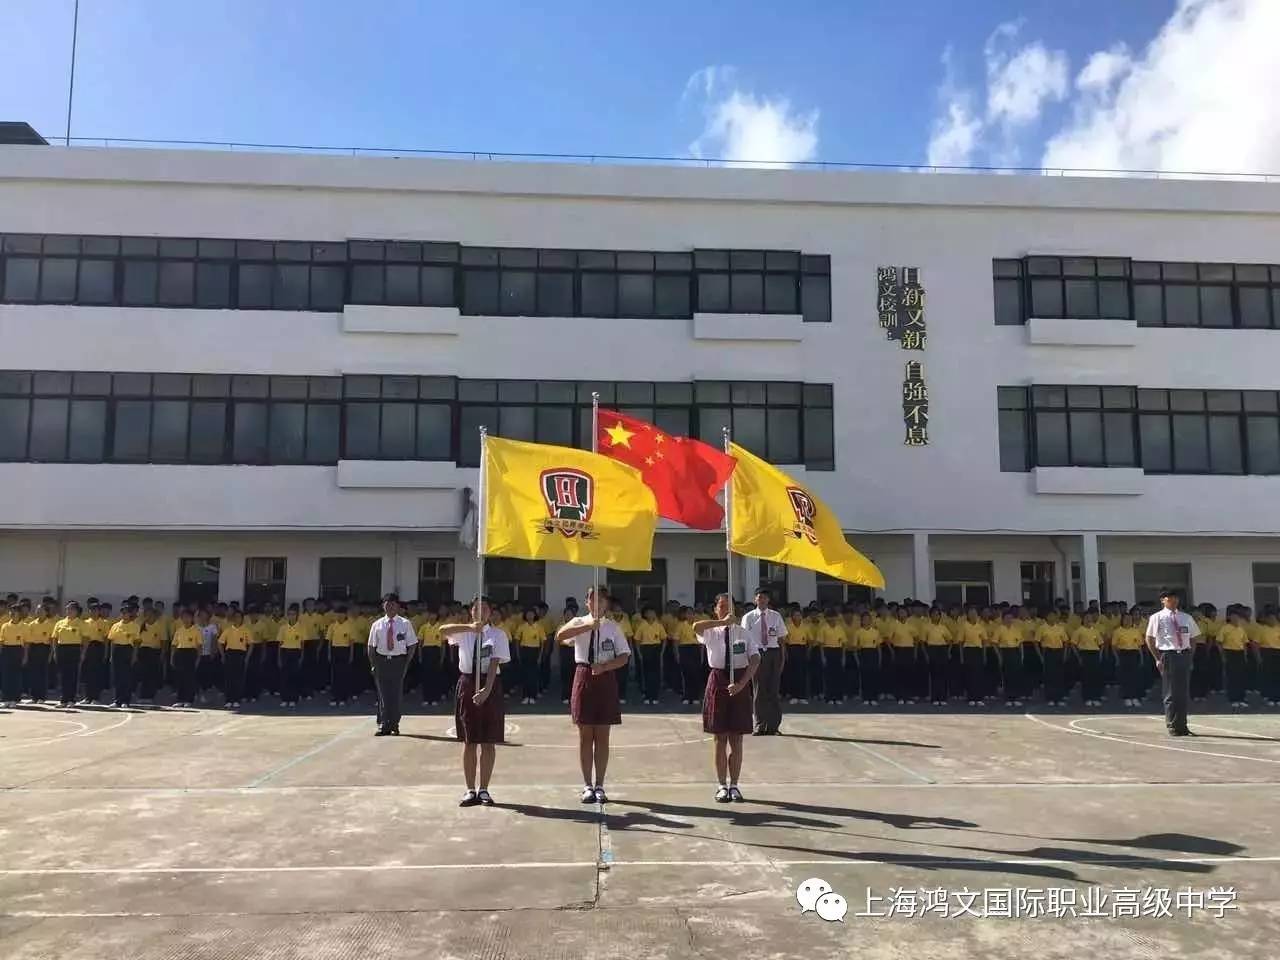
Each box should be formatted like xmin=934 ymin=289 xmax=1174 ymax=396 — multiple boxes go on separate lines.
xmin=912 ymin=532 xmax=932 ymax=603
xmin=1081 ymin=533 xmax=1100 ymax=605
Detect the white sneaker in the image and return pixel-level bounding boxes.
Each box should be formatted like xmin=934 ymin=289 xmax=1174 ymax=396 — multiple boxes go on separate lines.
xmin=714 ymin=786 xmax=730 ymax=803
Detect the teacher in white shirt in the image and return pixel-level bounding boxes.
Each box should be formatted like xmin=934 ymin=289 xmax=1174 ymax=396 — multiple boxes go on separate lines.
xmin=740 ymin=587 xmax=787 ymax=735
xmin=367 ymin=593 xmax=418 ymax=737
xmin=1144 ymin=589 xmax=1200 ymax=737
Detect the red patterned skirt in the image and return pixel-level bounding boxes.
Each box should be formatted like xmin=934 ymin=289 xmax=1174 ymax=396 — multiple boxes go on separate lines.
xmin=702 ymin=668 xmax=752 ymax=735
xmin=455 ymin=675 xmax=505 ymax=744
xmin=570 ymin=663 xmax=621 ymax=726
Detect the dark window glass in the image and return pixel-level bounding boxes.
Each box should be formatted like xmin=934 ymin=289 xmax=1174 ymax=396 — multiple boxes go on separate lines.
xmin=2 ymin=258 xmax=39 ymax=301
xmin=188 ymin=401 xmax=227 ymax=463
xmin=415 ymin=404 xmax=452 ymax=459
xmin=159 ymin=238 xmax=196 ymax=258
xmin=2 ymin=235 xmax=41 ymax=254
xmin=417 ymin=265 xmax=453 ymax=307
xmin=1207 ymin=390 xmax=1241 ymax=412
xmin=385 ymin=264 xmax=419 ymax=306
xmin=732 ymin=382 xmax=766 ymax=405
xmin=581 ymin=273 xmax=617 ymax=317
xmin=29 ymin=398 xmax=69 ymax=461
xmin=1034 ymin=412 xmax=1069 ymax=466
xmin=273 ymin=264 xmax=310 ymax=309
xmin=269 ymin=403 xmax=306 ymax=463
xmin=1171 ymin=414 xmax=1209 ymax=472
xmin=500 ymin=270 xmax=536 ymax=315
xmin=459 ymin=406 xmax=496 ymax=466
xmin=1239 ymin=287 xmax=1272 ymax=328
xmin=997 ymin=386 xmax=1027 ymax=409
xmin=655 ymin=382 xmax=693 ymax=405
xmin=122 ymin=237 xmax=158 ymax=257
xmin=695 ymin=250 xmax=729 ymax=270
xmin=153 ymin=374 xmax=191 ymax=397
xmin=343 ymin=404 xmax=379 ymax=459
xmin=1199 ymin=263 xmax=1232 ymax=282
xmin=269 ymin=376 xmax=306 ymax=400
xmin=764 ymin=274 xmax=797 ymax=313
xmin=418 ymin=377 xmax=455 ymax=401
xmin=197 ymin=239 xmax=234 ymax=259
xmin=343 ymin=375 xmax=380 ymax=400
xmin=1069 ymin=411 xmax=1104 ymax=465
xmin=1098 ymin=279 xmax=1129 ymax=318
xmin=654 ymin=275 xmax=690 ymax=318
xmin=698 ymin=407 xmax=731 ymax=446
xmin=72 ymin=372 xmax=111 ymax=395
xmin=78 ymin=260 xmax=116 ymax=304
xmin=1170 ymin=391 xmax=1205 ymax=412
xmin=1244 ymin=391 xmax=1278 ymax=412
xmin=113 ymin=373 xmax=151 ymax=396
xmin=804 ymin=383 xmax=833 ymax=406
xmin=497 ymin=381 xmax=536 ymax=403
xmin=150 ymin=400 xmax=189 ymax=461
xmin=382 ymin=376 xmax=417 ymax=400
xmin=237 ymin=264 xmax=273 ymax=309
xmin=1068 ymin=386 xmax=1101 ymax=408
xmin=539 ymin=250 xmax=575 ymax=269
xmin=766 ymin=408 xmax=800 ymax=462
xmin=350 ymin=264 xmax=384 ymax=304
xmin=196 ymin=262 xmax=232 ymax=308
xmin=1027 ymin=257 xmax=1060 ymax=276
xmin=122 ymin=261 xmax=157 ymax=306
xmin=0 ymin=399 xmax=31 ymax=458
xmin=231 ymin=403 xmax=268 ymax=463
xmin=305 ymin=404 xmax=340 ymax=463
xmin=534 ymin=272 xmax=573 ymax=317
xmin=1030 ymin=278 xmax=1062 ymax=317
xmin=1236 ymin=264 xmax=1268 ymax=282
xmin=654 ymin=406 xmax=690 ymax=439
xmin=386 ymin=241 xmax=421 ymax=263
xmin=1064 ymin=279 xmax=1096 ymax=317
xmin=1247 ymin=417 xmax=1280 ymax=474
xmin=768 ymin=382 xmax=802 ymax=405
xmin=578 ymin=251 xmax=614 ymax=270
xmin=1139 ymin=415 xmax=1171 ymax=472
xmin=993 ymin=278 xmax=1023 ymax=325
xmin=38 ymin=259 xmax=77 ymax=302
xmin=730 ymin=273 xmax=764 ymax=313
xmin=311 ymin=265 xmax=345 ymax=311
xmin=730 ymin=251 xmax=764 ymax=271
xmin=733 ymin=407 xmax=767 ymax=456
xmin=802 ymin=407 xmax=834 ymax=469
xmin=998 ymin=409 xmax=1027 ymax=471
xmin=1163 ymin=262 xmax=1196 ymax=281
xmin=112 ymin=400 xmax=151 ymax=461
xmin=1133 ymin=284 xmax=1162 ymax=326
xmin=1103 ymin=412 xmax=1136 ymax=466
xmin=1102 ymin=387 xmax=1133 ymax=409
xmin=1164 ymin=285 xmax=1199 ymax=326
xmin=618 ymin=274 xmax=654 ymax=317
xmin=499 ymin=405 xmax=536 ymax=441
xmin=460 ymin=380 xmax=498 ymax=402
xmin=1032 ymin=385 xmax=1066 ymax=408
xmin=348 ymin=241 xmax=384 ymax=261
xmin=1199 ymin=285 xmax=1232 ymax=328
xmin=655 ymin=252 xmax=691 ymax=271
xmin=1209 ymin=416 xmax=1243 ymax=474
xmin=379 ymin=403 xmax=416 ymax=457
xmin=157 ymin=261 xmax=195 ymax=306
xmin=1138 ymin=389 xmax=1169 ymax=411
xmin=499 ymin=248 xmax=537 ymax=269
xmin=463 ymin=269 xmax=499 ymax=315
xmin=67 ymin=399 xmax=106 ymax=461
xmin=194 ymin=375 xmax=230 ymax=398
xmin=34 ymin=372 xmax=72 ymax=394
xmin=801 ymin=275 xmax=831 ymax=323
xmin=697 ymin=273 xmax=730 ymax=312
xmin=536 ymin=407 xmax=573 ymax=446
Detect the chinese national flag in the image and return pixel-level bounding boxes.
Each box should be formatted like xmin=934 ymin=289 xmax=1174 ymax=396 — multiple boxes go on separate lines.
xmin=596 ymin=410 xmax=737 ymax=531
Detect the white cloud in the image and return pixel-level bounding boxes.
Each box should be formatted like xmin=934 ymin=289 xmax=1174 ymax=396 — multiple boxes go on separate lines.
xmin=985 ymin=33 xmax=1069 ymax=129
xmin=925 ymin=48 xmax=982 ymax=167
xmin=1042 ymin=0 xmax=1280 ymax=174
xmin=685 ymin=66 xmax=819 ymax=168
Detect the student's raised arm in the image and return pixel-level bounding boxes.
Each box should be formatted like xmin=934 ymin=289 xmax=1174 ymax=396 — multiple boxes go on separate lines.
xmin=557 ymin=616 xmax=599 ymax=644
xmin=691 ymin=614 xmax=735 ymax=635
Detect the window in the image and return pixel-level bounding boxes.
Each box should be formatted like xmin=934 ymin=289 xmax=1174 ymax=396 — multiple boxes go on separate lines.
xmin=933 ymin=561 xmax=993 ymax=608
xmin=244 ymin=557 xmax=287 ymax=609
xmin=342 ymin=375 xmax=457 ymax=460
xmin=1020 ymin=562 xmax=1056 ymax=611
xmin=417 ymin=558 xmax=456 ymax=608
xmin=319 ymin=557 xmax=383 ymax=605
xmin=814 ymin=573 xmax=875 ymax=608
xmin=993 ymin=256 xmax=1130 ymax=323
xmin=997 ymin=387 xmax=1028 ymax=471
xmin=1253 ymin=562 xmax=1280 ymax=614
xmin=694 ymin=559 xmax=728 ymax=607
xmin=178 ymin=557 xmax=220 ymax=607
xmin=1133 ymin=261 xmax=1280 ymax=329
xmin=755 ymin=562 xmax=789 ymax=605
xmin=1070 ymin=562 xmax=1108 ymax=607
xmin=485 ymin=557 xmax=544 ymax=606
xmin=1133 ymin=562 xmax=1191 ymax=606
xmin=607 ymin=560 xmax=668 ymax=614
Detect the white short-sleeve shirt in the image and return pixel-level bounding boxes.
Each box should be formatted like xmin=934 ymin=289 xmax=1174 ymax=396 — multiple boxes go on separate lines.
xmin=1145 ymin=609 xmax=1200 ymax=652
xmin=449 ymin=625 xmax=511 ymax=675
xmin=740 ymin=608 xmax=788 ymax=650
xmin=698 ymin=624 xmax=761 ymax=671
xmin=562 ymin=617 xmax=631 ymax=665
xmin=367 ymin=615 xmax=419 ymax=657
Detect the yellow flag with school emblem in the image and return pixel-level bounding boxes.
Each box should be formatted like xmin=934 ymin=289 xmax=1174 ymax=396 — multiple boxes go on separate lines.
xmin=482 ymin=436 xmax=658 ymax=571
xmin=728 ymin=442 xmax=884 ymax=589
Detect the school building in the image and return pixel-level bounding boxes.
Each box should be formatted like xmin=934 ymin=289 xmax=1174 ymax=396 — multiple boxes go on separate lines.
xmin=1 ymin=124 xmax=1279 ymax=613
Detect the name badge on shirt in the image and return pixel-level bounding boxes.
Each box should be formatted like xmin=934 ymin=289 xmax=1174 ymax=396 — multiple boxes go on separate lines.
xmin=599 ymin=638 xmax=616 ymax=661
xmin=395 ymin=631 xmax=406 ymax=644
xmin=732 ymin=640 xmax=747 ymax=656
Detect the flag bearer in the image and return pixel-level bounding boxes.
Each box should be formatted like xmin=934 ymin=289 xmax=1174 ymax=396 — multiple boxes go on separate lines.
xmin=694 ymin=593 xmax=761 ymax=803
xmin=441 ymin=596 xmax=511 ymax=807
xmin=108 ymin=602 xmax=142 ymax=708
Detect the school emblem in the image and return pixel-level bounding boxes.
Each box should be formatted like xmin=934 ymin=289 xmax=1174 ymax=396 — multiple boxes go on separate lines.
xmin=787 ymin=486 xmax=819 ymax=545
xmin=540 ymin=469 xmax=597 ymax=539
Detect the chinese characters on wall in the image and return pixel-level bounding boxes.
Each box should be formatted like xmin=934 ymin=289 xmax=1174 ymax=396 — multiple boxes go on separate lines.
xmin=876 ymin=266 xmax=930 ymax=445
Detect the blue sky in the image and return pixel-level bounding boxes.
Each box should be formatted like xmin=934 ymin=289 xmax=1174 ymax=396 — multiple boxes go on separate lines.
xmin=0 ymin=1 xmax=1275 ymax=173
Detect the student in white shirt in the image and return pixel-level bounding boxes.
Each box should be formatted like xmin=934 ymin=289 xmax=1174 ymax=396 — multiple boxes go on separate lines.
xmin=694 ymin=593 xmax=762 ymax=803
xmin=367 ymin=593 xmax=419 ymax=738
xmin=1144 ymin=589 xmax=1201 ymax=737
xmin=440 ymin=595 xmax=511 ymax=807
xmin=740 ymin=587 xmax=787 ymax=735
xmin=557 ymin=586 xmax=630 ymax=805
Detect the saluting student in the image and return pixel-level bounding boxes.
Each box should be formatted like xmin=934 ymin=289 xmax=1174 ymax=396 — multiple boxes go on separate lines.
xmin=558 ymin=587 xmax=630 ymax=804
xmin=440 ymin=595 xmax=511 ymax=807
xmin=108 ymin=603 xmax=142 ymax=708
xmin=52 ymin=601 xmax=87 ymax=708
xmin=694 ymin=593 xmax=762 ymax=803
xmin=0 ymin=604 xmax=26 ymax=707
xmin=219 ymin=609 xmax=252 ymax=709
xmin=633 ymin=606 xmax=666 ymax=706
xmin=170 ymin=609 xmax=202 ymax=708
xmin=276 ymin=604 xmax=307 ymax=708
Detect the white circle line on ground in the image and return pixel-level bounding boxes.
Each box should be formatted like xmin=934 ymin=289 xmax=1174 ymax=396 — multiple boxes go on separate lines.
xmin=1024 ymin=712 xmax=1280 ymax=766
xmin=0 ymin=718 xmax=91 ymax=753
xmin=1067 ymin=716 xmax=1280 ymax=752
xmin=1091 ymin=715 xmax=1280 ymax=742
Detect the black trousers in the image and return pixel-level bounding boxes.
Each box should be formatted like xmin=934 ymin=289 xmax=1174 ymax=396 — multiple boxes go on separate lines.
xmin=329 ymin=645 xmax=352 ymax=703
xmin=822 ymin=647 xmax=843 ymax=701
xmin=540 ymin=644 xmax=553 ymax=693
xmin=371 ymin=652 xmax=408 ymax=729
xmin=1021 ymin=641 xmax=1043 ymax=690
xmin=560 ymin=646 xmax=577 ymax=701
xmin=136 ymin=647 xmax=162 ymax=700
xmin=1 ymin=645 xmax=23 ymax=701
xmin=1206 ymin=644 xmax=1223 ymax=692
xmin=808 ymin=647 xmax=826 ymax=700
xmin=172 ymin=649 xmax=198 ymax=703
xmin=1191 ymin=644 xmax=1211 ymax=699
xmin=927 ymin=645 xmax=949 ymax=701
xmin=782 ymin=646 xmax=808 ymax=699
xmin=55 ymin=645 xmax=81 ymax=703
xmin=222 ymin=649 xmax=245 ymax=703
xmin=262 ymin=642 xmax=281 ymax=694
xmin=25 ymin=645 xmax=50 ymax=699
xmin=1116 ymin=649 xmax=1142 ymax=700
xmin=842 ymin=648 xmax=860 ymax=702
xmin=521 ymin=647 xmax=541 ymax=699
xmin=615 ymin=652 xmax=629 ymax=698
xmin=678 ymin=645 xmax=702 ymax=701
xmin=300 ymin=639 xmax=320 ymax=696
xmin=82 ymin=641 xmax=107 ymax=701
xmin=1161 ymin=648 xmax=1192 ymax=733
xmin=999 ymin=647 xmax=1022 ymax=699
xmin=1224 ymin=649 xmax=1247 ymax=702
xmin=244 ymin=645 xmax=263 ymax=700
xmin=1079 ymin=649 xmax=1102 ymax=702
xmin=1042 ymin=647 xmax=1065 ymax=702
xmin=962 ymin=646 xmax=984 ymax=701
xmin=418 ymin=646 xmax=442 ymax=703
xmin=196 ymin=654 xmax=221 ymax=694
xmin=857 ymin=647 xmax=880 ymax=702
xmin=1262 ymin=648 xmax=1280 ymax=702
xmin=639 ymin=645 xmax=660 ymax=701
xmin=280 ymin=649 xmax=302 ymax=701
xmin=111 ymin=646 xmax=134 ymax=705
xmin=893 ymin=646 xmax=914 ymax=700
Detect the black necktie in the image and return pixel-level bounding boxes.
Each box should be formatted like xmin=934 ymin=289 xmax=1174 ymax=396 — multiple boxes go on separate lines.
xmin=724 ymin=627 xmax=730 ymax=671
xmin=590 ymin=628 xmax=597 ymax=665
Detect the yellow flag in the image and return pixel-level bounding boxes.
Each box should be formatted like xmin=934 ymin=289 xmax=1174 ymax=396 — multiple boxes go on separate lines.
xmin=482 ymin=436 xmax=658 ymax=571
xmin=729 ymin=442 xmax=884 ymax=589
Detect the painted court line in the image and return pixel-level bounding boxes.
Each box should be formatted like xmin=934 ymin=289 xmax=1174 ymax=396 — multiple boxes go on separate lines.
xmin=245 ymin=719 xmax=366 ymax=788
xmin=844 ymin=740 xmax=935 ymax=784
xmin=1068 ymin=717 xmax=1280 ymax=751
xmin=1026 ymin=713 xmax=1280 ymax=766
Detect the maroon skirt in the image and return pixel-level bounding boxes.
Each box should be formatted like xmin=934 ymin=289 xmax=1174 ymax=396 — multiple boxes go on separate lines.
xmin=703 ymin=668 xmax=752 ymax=735
xmin=570 ymin=663 xmax=621 ymax=726
xmin=455 ymin=675 xmax=505 ymax=744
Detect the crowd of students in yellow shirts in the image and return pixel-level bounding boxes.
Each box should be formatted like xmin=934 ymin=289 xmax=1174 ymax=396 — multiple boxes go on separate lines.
xmin=3 ymin=590 xmax=1279 ymax=712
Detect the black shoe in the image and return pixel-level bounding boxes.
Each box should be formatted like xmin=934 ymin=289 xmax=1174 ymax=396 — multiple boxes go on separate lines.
xmin=391 ymin=726 xmax=400 ymax=736
xmin=477 ymin=789 xmax=494 ymax=806
xmin=459 ymin=790 xmax=480 ymax=807
xmin=374 ymin=728 xmax=390 ymax=737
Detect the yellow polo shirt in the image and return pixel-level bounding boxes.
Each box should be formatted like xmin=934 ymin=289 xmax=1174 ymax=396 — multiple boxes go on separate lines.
xmin=921 ymin=623 xmax=952 ymax=647
xmin=327 ymin=620 xmax=362 ymax=648
xmin=138 ymin=620 xmax=167 ymax=650
xmin=785 ymin=620 xmax=809 ymax=646
xmin=108 ymin=619 xmax=142 ymax=651
xmin=1253 ymin=624 xmax=1280 ymax=650
xmin=515 ymin=622 xmax=548 ymax=649
xmin=633 ymin=621 xmax=665 ymax=646
xmin=220 ymin=625 xmax=252 ymax=652
xmin=171 ymin=624 xmax=202 ymax=651
xmin=0 ymin=621 xmax=26 ymax=646
xmin=1218 ymin=624 xmax=1249 ymax=652
xmin=53 ymin=617 xmax=88 ymax=646
xmin=277 ymin=622 xmax=307 ymax=650
xmin=817 ymin=622 xmax=848 ymax=649
xmin=25 ymin=618 xmax=55 ymax=645
xmin=1036 ymin=624 xmax=1068 ymax=650
xmin=994 ymin=625 xmax=1023 ymax=648
xmin=853 ymin=626 xmax=882 ymax=650
xmin=1072 ymin=626 xmax=1103 ymax=652
xmin=882 ymin=620 xmax=917 ymax=649
xmin=958 ymin=621 xmax=987 ymax=649
xmin=1109 ymin=626 xmax=1144 ymax=651
xmin=674 ymin=622 xmax=696 ymax=645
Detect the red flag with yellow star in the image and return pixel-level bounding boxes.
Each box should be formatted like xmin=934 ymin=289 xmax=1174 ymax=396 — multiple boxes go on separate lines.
xmin=597 ymin=409 xmax=737 ymax=531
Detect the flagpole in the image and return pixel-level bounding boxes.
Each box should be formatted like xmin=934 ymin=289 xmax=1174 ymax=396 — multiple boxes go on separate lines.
xmin=475 ymin=426 xmax=488 ymax=688
xmin=591 ymin=393 xmax=601 ymax=620
xmin=723 ymin=426 xmax=734 ymax=688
